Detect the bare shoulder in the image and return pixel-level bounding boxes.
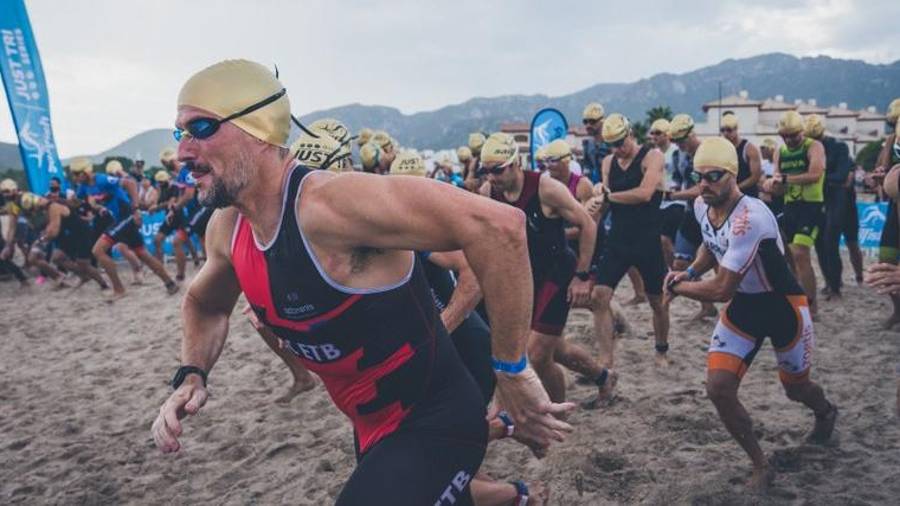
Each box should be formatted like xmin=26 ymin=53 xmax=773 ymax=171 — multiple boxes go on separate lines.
xmin=205 ymin=207 xmax=240 ymax=260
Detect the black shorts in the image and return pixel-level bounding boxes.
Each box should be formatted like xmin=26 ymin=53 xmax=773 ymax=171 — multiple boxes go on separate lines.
xmin=339 ymin=333 xmax=487 ymax=506
xmin=157 ymin=210 xmax=188 ymax=238
xmin=187 ymin=206 xmax=213 ymax=237
xmin=842 ymin=189 xmax=858 ymax=244
xmin=782 ymin=201 xmax=825 ymax=247
xmin=595 ymin=230 xmax=667 ymax=295
xmin=660 ymin=205 xmax=685 ymax=241
xmin=101 ymin=216 xmax=145 ymax=251
xmin=449 ymin=312 xmax=495 ymax=406
xmin=532 ymin=250 xmax=575 ymax=336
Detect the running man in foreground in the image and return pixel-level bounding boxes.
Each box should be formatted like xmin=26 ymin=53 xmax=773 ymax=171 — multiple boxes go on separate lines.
xmin=664 ymin=137 xmax=837 ymax=492
xmin=151 ymin=59 xmax=573 ymax=505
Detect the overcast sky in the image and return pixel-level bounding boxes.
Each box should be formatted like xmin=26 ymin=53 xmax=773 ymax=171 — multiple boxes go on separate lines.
xmin=1 ymin=0 xmax=898 ymax=157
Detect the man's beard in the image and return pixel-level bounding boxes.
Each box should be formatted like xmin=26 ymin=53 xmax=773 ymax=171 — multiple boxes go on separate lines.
xmin=197 ymin=152 xmax=252 ymax=209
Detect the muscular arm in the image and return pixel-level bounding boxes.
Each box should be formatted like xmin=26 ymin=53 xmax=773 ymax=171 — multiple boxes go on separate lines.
xmin=876 ymin=134 xmax=895 ymax=170
xmin=672 ymin=264 xmax=742 ymax=303
xmin=175 ymin=186 xmax=196 ymax=211
xmin=785 ymin=141 xmax=825 ymax=185
xmin=687 ymin=243 xmax=719 ymax=277
xmin=427 ymin=250 xmax=482 ymax=333
xmin=608 ymin=149 xmax=664 ymax=204
xmin=539 ymin=175 xmax=596 ymax=273
xmin=180 ymin=209 xmax=243 ymax=373
xmin=303 ymin=172 xmax=531 ymax=363
xmin=740 ymin=143 xmax=763 ymax=191
xmin=566 ymin=178 xmax=595 ymax=239
xmin=119 ymin=177 xmax=140 ymax=210
xmin=42 ymin=205 xmax=64 ymax=241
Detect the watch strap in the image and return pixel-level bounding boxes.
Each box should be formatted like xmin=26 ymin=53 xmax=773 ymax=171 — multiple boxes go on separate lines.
xmin=171 ymin=365 xmax=207 ymax=389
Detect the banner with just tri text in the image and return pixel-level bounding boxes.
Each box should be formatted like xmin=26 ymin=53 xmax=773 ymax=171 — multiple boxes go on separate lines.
xmin=0 ymin=0 xmax=63 ymax=195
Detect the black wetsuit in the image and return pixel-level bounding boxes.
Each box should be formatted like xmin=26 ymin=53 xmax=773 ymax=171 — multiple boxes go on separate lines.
xmin=595 ymin=145 xmax=667 ymax=294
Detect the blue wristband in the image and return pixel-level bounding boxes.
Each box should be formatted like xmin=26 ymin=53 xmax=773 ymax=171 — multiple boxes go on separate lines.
xmin=492 ymin=354 xmax=528 ymax=374
xmin=686 ymin=266 xmax=699 ymax=280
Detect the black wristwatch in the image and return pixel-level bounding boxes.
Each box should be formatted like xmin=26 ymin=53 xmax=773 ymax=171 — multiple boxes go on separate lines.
xmin=171 ymin=365 xmax=207 ymax=389
xmin=575 ymin=271 xmax=591 ymax=281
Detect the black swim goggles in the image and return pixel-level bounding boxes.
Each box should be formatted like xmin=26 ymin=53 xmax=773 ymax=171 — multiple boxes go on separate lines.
xmin=690 ymin=170 xmax=729 ymax=184
xmin=174 ymin=88 xmax=287 ymax=141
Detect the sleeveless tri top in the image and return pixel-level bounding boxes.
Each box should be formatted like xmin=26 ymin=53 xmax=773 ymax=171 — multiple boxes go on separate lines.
xmin=490 ymin=171 xmax=566 ymax=278
xmin=736 ymin=139 xmax=758 ymax=197
xmin=607 ymin=144 xmax=662 ymax=235
xmin=230 ymin=165 xmax=450 ymax=453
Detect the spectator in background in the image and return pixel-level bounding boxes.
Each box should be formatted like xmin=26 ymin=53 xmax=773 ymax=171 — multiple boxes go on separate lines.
xmin=581 ymin=102 xmax=607 ymax=184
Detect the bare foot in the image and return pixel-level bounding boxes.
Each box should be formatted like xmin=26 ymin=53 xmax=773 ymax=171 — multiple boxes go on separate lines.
xmin=131 ymin=270 xmax=144 ymax=286
xmin=654 ymin=353 xmax=670 ymax=368
xmin=624 ymin=295 xmax=647 ymax=306
xmin=691 ymin=303 xmax=718 ymax=321
xmin=275 ymin=376 xmax=318 ymax=403
xmin=106 ymin=290 xmax=127 ymax=303
xmin=582 ymin=369 xmax=618 ymax=410
xmin=165 ymin=281 xmax=180 ymax=296
xmin=807 ymin=403 xmax=838 ymax=444
xmin=748 ymin=464 xmax=775 ymax=494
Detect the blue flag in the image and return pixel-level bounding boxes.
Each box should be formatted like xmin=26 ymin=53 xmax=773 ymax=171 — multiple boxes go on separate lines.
xmin=0 ymin=0 xmax=63 ymax=194
xmin=529 ymin=108 xmax=568 ymax=170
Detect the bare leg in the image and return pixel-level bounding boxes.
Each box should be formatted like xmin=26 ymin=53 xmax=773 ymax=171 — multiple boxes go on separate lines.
xmin=172 ymin=233 xmax=187 ymax=280
xmin=624 ymin=267 xmax=647 ymax=305
xmin=184 ymin=236 xmax=201 ymax=266
xmin=93 ymin=238 xmax=125 ymax=297
xmin=706 ymin=369 xmax=773 ymax=492
xmin=591 ymin=285 xmax=617 ymax=369
xmin=648 ymin=294 xmax=670 ymax=367
xmin=134 ymin=248 xmax=176 ymax=289
xmin=846 ymin=241 xmax=863 ymax=283
xmin=115 ymin=243 xmax=143 ymax=284
xmin=27 ymin=250 xmax=63 ymax=281
xmin=527 ymin=332 xmax=567 ymax=403
xmin=75 ymin=258 xmax=109 ymax=289
xmin=789 ymin=244 xmax=817 ymax=316
xmin=256 ymin=325 xmax=317 ymax=402
xmin=782 ymin=379 xmax=835 ymax=443
xmin=554 ymin=338 xmax=617 ymax=406
xmin=153 ymin=233 xmax=166 ymax=263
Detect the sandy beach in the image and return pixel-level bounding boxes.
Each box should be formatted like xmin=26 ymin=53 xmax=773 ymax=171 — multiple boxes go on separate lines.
xmin=1 ymin=253 xmax=899 ymax=505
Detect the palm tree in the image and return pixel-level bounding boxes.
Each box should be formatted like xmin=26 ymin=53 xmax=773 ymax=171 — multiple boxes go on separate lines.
xmin=646 ymin=105 xmax=673 ymax=124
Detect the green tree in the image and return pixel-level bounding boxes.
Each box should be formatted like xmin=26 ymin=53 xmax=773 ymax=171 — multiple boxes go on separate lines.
xmin=646 ymin=105 xmax=673 ymax=124
xmin=855 ymin=140 xmax=882 ymax=171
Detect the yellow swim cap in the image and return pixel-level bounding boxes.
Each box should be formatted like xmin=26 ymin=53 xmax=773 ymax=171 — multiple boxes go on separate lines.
xmin=177 ymin=59 xmax=291 ymax=147
xmin=290 ymin=129 xmax=350 ymax=170
xmin=601 ymin=114 xmax=630 ymax=143
xmin=357 ymin=127 xmax=373 ymax=147
xmin=804 ymin=114 xmax=826 ymax=139
xmin=371 ymin=130 xmax=393 ymax=150
xmin=457 ymin=146 xmax=472 ymax=163
xmin=777 ymin=111 xmax=805 ymax=135
xmin=0 ymin=178 xmax=17 ymax=192
xmin=309 ymin=118 xmax=351 ymax=144
xmin=19 ymin=192 xmax=43 ymax=211
xmin=762 ymin=138 xmax=778 ymax=150
xmin=154 ymin=170 xmax=171 ymax=183
xmin=159 ymin=147 xmax=177 ymax=164
xmin=582 ymin=102 xmax=605 ymax=121
xmin=468 ymin=132 xmax=486 ymax=154
xmin=721 ymin=113 xmax=739 ymax=129
xmin=887 ymin=98 xmax=900 ymax=124
xmin=694 ymin=137 xmax=738 ymax=176
xmin=650 ymin=118 xmax=670 ymax=134
xmin=105 ymin=160 xmax=124 ymax=176
xmin=534 ymin=146 xmax=548 ymax=163
xmin=545 ymin=139 xmax=572 ymax=160
xmin=480 ymin=133 xmax=518 ymax=166
xmin=389 ymin=151 xmax=427 ymax=177
xmin=669 ymin=114 xmax=695 ymax=140
xmin=70 ymin=157 xmax=93 ymax=175
xmin=360 ymin=142 xmax=383 ymax=171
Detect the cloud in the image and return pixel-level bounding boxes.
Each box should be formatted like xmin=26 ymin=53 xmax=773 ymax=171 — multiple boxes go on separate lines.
xmin=0 ymin=0 xmax=897 ymax=156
